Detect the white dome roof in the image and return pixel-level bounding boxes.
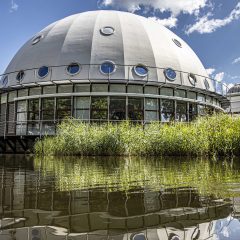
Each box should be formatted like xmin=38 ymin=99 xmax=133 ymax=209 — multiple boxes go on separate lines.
xmin=3 ymin=10 xmax=210 ymax=89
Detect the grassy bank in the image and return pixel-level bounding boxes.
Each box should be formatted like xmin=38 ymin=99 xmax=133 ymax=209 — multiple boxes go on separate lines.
xmin=35 ymin=114 xmax=240 ymax=157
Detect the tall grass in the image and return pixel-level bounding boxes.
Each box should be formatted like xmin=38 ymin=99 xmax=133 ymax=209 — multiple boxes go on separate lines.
xmin=34 ymin=114 xmax=240 ymax=157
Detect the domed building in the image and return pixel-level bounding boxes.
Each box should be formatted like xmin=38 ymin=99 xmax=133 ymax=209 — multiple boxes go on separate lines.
xmin=0 ymin=10 xmax=229 ymax=152
xmin=227 ymin=84 xmax=240 ymax=114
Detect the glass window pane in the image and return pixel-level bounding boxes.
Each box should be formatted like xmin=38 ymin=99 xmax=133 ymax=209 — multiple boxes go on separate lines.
xmin=161 ymin=113 xmax=175 ymax=122
xmin=29 ymin=87 xmax=41 ymax=96
xmin=42 ymin=98 xmax=54 ymax=110
xmin=110 ymin=84 xmax=126 ymax=93
xmin=160 ymin=88 xmax=173 ymax=96
xmin=91 ymin=97 xmax=108 ymax=120
xmin=206 ymin=96 xmax=212 ymax=103
xmin=145 ymin=111 xmax=158 ymax=121
xmin=8 ymin=91 xmax=17 ymax=102
xmin=75 ymin=97 xmax=90 ymax=109
xmin=161 ymin=99 xmax=174 ymax=113
xmin=57 ymin=98 xmax=71 ymax=110
xmin=110 ymin=97 xmax=126 ymax=121
xmin=28 ymin=124 xmax=40 ymax=135
xmin=18 ymin=89 xmax=28 ymax=98
xmin=57 ymin=98 xmax=71 ymax=120
xmin=189 ymin=103 xmax=197 ymax=115
xmin=17 ymin=101 xmax=27 ymax=112
xmin=29 ymin=99 xmax=39 ymax=112
xmin=57 ymin=110 xmax=71 ymax=120
xmin=175 ymin=89 xmax=186 ymax=98
xmin=43 ymin=86 xmax=56 ymax=94
xmin=197 ymin=94 xmax=205 ymax=102
xmin=58 ymin=85 xmax=73 ymax=93
xmin=75 ymin=110 xmax=90 ymax=120
xmin=17 ymin=112 xmax=27 ymax=122
xmin=128 ymin=98 xmax=143 ymax=121
xmin=91 ymin=110 xmax=108 ymax=120
xmin=42 ymin=98 xmax=55 ymax=120
xmin=128 ymin=85 xmax=143 ymax=94
xmin=176 ymin=102 xmax=187 ymax=122
xmin=29 ymin=112 xmax=39 ymax=121
xmin=91 ymin=97 xmax=108 ymax=109
xmin=75 ymin=84 xmax=90 ymax=92
xmin=145 ymin=86 xmax=158 ymax=95
xmin=92 ymin=84 xmax=108 ymax=92
xmin=198 ymin=105 xmax=206 ymax=115
xmin=128 ymin=98 xmax=143 ymax=111
xmin=145 ymin=98 xmax=158 ymax=111
xmin=16 ymin=124 xmax=27 ymax=136
xmin=1 ymin=93 xmax=7 ymax=104
xmin=187 ymin=91 xmax=197 ymax=100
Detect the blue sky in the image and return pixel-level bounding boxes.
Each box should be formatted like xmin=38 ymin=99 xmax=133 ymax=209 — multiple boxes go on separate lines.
xmin=0 ymin=0 xmax=240 ymax=87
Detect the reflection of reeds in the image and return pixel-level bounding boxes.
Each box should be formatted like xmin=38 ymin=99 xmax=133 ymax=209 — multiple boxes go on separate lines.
xmin=35 ymin=114 xmax=240 ymax=157
xmin=34 ymin=156 xmax=240 ymax=198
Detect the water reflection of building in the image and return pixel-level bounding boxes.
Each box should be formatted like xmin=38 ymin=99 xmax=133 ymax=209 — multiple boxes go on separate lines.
xmin=0 ymin=158 xmax=234 ymax=240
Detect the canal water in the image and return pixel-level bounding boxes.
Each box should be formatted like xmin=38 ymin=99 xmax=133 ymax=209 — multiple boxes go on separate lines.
xmin=1 ymin=156 xmax=240 ymax=240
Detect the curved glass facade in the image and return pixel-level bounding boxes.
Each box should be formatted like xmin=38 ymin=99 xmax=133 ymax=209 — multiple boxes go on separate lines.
xmin=0 ymin=83 xmax=224 ymax=136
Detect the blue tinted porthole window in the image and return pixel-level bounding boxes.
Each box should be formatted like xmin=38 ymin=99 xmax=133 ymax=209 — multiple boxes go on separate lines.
xmin=100 ymin=61 xmax=116 ymax=74
xmin=1 ymin=76 xmax=8 ymax=87
xmin=38 ymin=66 xmax=49 ymax=78
xmin=100 ymin=26 xmax=115 ymax=36
xmin=134 ymin=65 xmax=148 ymax=77
xmin=67 ymin=63 xmax=80 ymax=75
xmin=16 ymin=71 xmax=25 ymax=82
xmin=189 ymin=73 xmax=197 ymax=86
xmin=164 ymin=68 xmax=177 ymax=81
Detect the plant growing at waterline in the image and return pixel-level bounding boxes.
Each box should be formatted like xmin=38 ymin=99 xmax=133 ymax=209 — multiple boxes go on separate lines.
xmin=34 ymin=114 xmax=240 ymax=157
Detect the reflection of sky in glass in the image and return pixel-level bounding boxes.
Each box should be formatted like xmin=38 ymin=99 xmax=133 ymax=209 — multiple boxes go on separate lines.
xmin=215 ymin=216 xmax=240 ymax=240
xmin=135 ymin=66 xmax=148 ymax=76
xmin=38 ymin=66 xmax=49 ymax=78
xmin=216 ymin=81 xmax=223 ymax=94
xmin=100 ymin=62 xmax=115 ymax=74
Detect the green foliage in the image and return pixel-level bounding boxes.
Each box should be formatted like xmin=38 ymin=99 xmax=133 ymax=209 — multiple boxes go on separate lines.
xmin=34 ymin=114 xmax=240 ymax=157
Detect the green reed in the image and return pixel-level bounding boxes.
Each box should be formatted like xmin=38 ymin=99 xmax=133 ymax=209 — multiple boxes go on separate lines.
xmin=34 ymin=156 xmax=240 ymax=198
xmin=34 ymin=114 xmax=240 ymax=157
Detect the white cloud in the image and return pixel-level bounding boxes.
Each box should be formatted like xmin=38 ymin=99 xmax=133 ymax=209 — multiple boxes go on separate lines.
xmin=98 ymin=0 xmax=209 ymax=16
xmin=232 ymin=57 xmax=240 ymax=64
xmin=10 ymin=0 xmax=18 ymax=12
xmin=206 ymin=68 xmax=215 ymax=76
xmin=148 ymin=16 xmax=178 ymax=28
xmin=186 ymin=2 xmax=240 ymax=34
xmin=215 ymin=72 xmax=225 ymax=82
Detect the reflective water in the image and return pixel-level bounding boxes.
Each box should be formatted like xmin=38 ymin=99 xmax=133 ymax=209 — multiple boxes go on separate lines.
xmin=1 ymin=156 xmax=240 ymax=240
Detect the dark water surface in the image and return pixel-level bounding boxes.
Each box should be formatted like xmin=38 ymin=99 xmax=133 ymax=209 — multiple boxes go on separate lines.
xmin=1 ymin=156 xmax=240 ymax=240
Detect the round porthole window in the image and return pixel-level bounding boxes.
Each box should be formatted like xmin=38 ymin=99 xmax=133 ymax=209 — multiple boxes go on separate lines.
xmin=37 ymin=66 xmax=49 ymax=78
xmin=204 ymin=78 xmax=210 ymax=90
xmin=100 ymin=61 xmax=116 ymax=75
xmin=100 ymin=26 xmax=115 ymax=36
xmin=134 ymin=65 xmax=148 ymax=77
xmin=189 ymin=73 xmax=197 ymax=86
xmin=164 ymin=68 xmax=177 ymax=81
xmin=67 ymin=63 xmax=80 ymax=75
xmin=172 ymin=38 xmax=182 ymax=48
xmin=32 ymin=35 xmax=43 ymax=45
xmin=1 ymin=75 xmax=8 ymax=87
xmin=16 ymin=70 xmax=25 ymax=82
